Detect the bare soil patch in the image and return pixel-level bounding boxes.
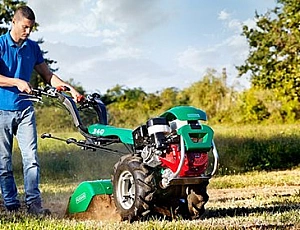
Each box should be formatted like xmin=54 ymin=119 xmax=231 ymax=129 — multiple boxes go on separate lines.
xmin=65 ymin=195 xmax=121 ymax=221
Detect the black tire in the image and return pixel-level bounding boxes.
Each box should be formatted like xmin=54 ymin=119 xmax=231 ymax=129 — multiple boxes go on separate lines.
xmin=186 ymin=181 xmax=209 ymax=219
xmin=112 ymin=154 xmax=155 ymax=221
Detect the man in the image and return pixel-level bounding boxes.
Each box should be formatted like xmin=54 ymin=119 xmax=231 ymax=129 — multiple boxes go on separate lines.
xmin=0 ymin=6 xmax=81 ymax=215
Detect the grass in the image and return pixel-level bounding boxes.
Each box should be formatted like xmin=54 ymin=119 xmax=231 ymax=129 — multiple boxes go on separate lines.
xmin=212 ymin=124 xmax=300 ymax=173
xmin=1 ymin=167 xmax=299 ymax=229
xmin=1 ymin=124 xmax=299 ymax=229
xmin=209 ymin=167 xmax=300 ymax=189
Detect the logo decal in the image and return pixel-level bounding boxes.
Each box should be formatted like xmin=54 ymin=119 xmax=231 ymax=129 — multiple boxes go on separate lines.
xmin=93 ymin=128 xmax=105 ymax=135
xmin=76 ymin=192 xmax=86 ymax=204
xmin=187 ymin=114 xmax=200 ymax=118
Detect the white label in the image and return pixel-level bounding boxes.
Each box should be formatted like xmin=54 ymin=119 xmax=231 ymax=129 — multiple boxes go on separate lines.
xmin=93 ymin=128 xmax=105 ymax=135
xmin=76 ymin=192 xmax=86 ymax=204
xmin=187 ymin=114 xmax=200 ymax=118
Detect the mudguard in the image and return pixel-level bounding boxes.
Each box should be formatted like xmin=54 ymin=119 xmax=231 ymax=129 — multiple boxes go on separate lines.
xmin=68 ymin=179 xmax=113 ymax=214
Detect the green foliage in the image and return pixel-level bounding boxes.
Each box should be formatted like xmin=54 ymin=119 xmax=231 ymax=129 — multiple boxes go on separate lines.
xmin=236 ymin=87 xmax=300 ymax=123
xmin=104 ymin=85 xmax=150 ymax=128
xmin=237 ymin=0 xmax=300 ymax=108
xmin=238 ymin=88 xmax=271 ymax=123
xmin=157 ymin=87 xmax=181 ymax=110
xmin=97 ymin=69 xmax=237 ymax=128
xmin=179 ymin=68 xmax=235 ymax=123
xmin=235 ymin=0 xmax=300 ymax=123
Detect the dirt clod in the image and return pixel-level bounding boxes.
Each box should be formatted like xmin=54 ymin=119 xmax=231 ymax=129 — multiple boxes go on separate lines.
xmin=66 ymin=195 xmax=121 ymax=221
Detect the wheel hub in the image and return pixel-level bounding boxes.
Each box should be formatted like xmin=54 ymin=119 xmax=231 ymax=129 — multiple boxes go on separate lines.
xmin=117 ymin=170 xmax=135 ymax=209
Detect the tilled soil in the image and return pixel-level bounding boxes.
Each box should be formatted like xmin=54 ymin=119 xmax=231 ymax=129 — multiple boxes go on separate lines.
xmin=65 ymin=185 xmax=299 ymax=221
xmin=65 ymin=195 xmax=121 ymax=221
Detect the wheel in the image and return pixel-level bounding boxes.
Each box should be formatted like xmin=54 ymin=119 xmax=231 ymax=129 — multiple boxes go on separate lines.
xmin=112 ymin=154 xmax=155 ymax=221
xmin=186 ymin=181 xmax=209 ymax=219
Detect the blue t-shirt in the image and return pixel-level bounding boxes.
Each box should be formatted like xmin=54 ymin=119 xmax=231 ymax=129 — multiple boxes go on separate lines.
xmin=0 ymin=31 xmax=44 ymax=110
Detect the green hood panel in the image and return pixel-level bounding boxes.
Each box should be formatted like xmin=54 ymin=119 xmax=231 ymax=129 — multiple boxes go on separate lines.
xmin=88 ymin=124 xmax=133 ymax=145
xmin=160 ymin=106 xmax=207 ymax=121
xmin=177 ymin=124 xmax=214 ymax=151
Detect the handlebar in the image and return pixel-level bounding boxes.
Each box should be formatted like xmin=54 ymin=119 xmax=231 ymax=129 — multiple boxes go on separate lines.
xmin=19 ymin=85 xmax=81 ymax=103
xmin=20 ymin=86 xmax=108 ymax=132
xmin=35 ymin=85 xmax=69 ymax=97
xmin=19 ymin=86 xmax=97 ymax=110
xmin=22 ymin=85 xmax=85 ymax=129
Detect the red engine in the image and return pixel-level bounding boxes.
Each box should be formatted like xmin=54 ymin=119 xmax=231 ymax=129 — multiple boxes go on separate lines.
xmin=132 ymin=117 xmax=210 ymax=177
xmin=159 ymin=144 xmax=208 ymax=177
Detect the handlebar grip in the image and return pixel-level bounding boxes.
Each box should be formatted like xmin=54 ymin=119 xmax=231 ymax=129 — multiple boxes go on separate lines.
xmin=77 ymin=95 xmax=85 ymax=103
xmin=41 ymin=133 xmax=52 ymax=139
xmin=56 ymin=86 xmax=70 ymax=92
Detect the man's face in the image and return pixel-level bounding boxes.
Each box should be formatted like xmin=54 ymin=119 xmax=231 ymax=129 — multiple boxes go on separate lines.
xmin=12 ymin=16 xmax=35 ymax=42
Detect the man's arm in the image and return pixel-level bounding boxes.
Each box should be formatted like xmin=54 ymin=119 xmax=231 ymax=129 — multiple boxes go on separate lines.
xmin=34 ymin=62 xmax=81 ymax=101
xmin=0 ymin=74 xmax=32 ymax=93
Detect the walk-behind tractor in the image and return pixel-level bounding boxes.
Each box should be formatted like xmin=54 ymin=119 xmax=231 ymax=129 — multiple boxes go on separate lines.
xmin=22 ymin=86 xmax=219 ymax=221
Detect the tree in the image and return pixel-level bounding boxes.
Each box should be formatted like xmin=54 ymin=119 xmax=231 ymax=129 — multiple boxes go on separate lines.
xmin=158 ymin=87 xmax=179 ymax=111
xmin=237 ymin=0 xmax=300 ymax=104
xmin=0 ymin=0 xmax=25 ymax=34
xmin=180 ymin=69 xmax=229 ymax=119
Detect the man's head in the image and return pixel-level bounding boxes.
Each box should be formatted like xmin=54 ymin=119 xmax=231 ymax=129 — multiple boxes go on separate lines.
xmin=11 ymin=6 xmax=35 ymax=44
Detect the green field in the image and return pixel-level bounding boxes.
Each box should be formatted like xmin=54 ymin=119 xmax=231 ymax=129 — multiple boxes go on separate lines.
xmin=0 ymin=125 xmax=299 ymax=229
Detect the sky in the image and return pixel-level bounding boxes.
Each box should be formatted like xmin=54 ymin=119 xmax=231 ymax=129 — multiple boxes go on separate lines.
xmin=25 ymin=0 xmax=277 ymax=94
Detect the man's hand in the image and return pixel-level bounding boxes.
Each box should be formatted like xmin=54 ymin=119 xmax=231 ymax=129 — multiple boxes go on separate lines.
xmin=70 ymin=89 xmax=83 ymax=103
xmin=15 ymin=79 xmax=32 ymax=94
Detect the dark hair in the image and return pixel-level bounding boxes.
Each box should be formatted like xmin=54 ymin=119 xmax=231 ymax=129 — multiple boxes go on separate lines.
xmin=14 ymin=5 xmax=35 ymax=21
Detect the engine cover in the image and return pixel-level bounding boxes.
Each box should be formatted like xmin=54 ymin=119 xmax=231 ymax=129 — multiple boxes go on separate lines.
xmin=159 ymin=144 xmax=208 ymax=177
xmin=146 ymin=117 xmax=171 ymax=150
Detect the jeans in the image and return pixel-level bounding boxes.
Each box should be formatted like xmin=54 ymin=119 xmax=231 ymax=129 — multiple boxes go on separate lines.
xmin=0 ymin=106 xmax=41 ymax=207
